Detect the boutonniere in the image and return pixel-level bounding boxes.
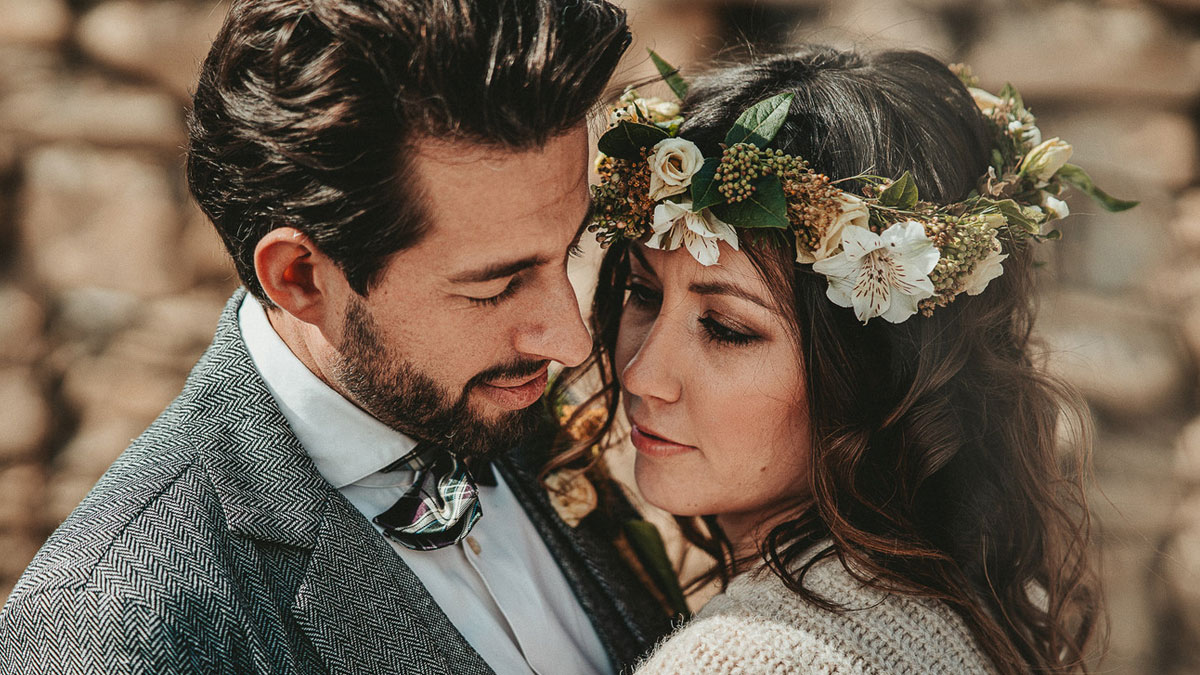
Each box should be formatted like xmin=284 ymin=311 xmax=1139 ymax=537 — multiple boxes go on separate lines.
xmin=545 ymin=468 xmax=598 ymax=528
xmin=545 ymin=404 xmax=608 ymax=527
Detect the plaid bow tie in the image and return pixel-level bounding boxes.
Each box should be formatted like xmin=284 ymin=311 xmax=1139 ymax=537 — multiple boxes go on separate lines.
xmin=372 ymin=444 xmax=490 ymax=551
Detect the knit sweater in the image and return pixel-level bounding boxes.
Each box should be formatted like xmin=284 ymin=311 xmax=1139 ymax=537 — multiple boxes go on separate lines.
xmin=634 ymin=554 xmax=997 ymax=674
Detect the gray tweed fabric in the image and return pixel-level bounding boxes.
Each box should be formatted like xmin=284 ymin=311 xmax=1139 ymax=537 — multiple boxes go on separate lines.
xmin=0 ymin=289 xmax=672 ymax=674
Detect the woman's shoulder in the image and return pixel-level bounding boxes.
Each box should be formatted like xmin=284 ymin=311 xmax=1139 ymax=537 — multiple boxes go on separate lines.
xmin=634 ymin=555 xmax=997 ymax=675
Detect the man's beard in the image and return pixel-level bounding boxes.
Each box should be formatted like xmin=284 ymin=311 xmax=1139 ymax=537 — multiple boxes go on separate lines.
xmin=331 ymin=296 xmax=547 ymax=459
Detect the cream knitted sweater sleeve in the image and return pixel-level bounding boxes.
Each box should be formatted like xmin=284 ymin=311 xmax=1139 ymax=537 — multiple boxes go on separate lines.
xmin=633 ymin=556 xmax=997 ymax=674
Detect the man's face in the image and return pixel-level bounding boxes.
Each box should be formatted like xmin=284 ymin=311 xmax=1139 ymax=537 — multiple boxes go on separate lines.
xmin=330 ymin=127 xmax=593 ymax=457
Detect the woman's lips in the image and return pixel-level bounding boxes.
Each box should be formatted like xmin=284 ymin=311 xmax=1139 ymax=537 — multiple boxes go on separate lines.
xmin=630 ymin=423 xmax=696 ymax=458
xmin=477 ymin=366 xmax=549 ymax=410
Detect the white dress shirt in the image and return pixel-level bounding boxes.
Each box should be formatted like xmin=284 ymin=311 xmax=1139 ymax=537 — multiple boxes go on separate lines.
xmin=238 ymin=295 xmax=611 ymax=675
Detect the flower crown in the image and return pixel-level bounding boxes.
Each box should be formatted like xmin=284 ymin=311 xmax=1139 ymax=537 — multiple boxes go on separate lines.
xmin=589 ymin=54 xmax=1137 ymax=324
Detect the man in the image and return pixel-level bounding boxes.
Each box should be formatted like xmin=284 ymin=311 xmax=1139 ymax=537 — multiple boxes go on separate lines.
xmin=0 ymin=1 xmax=674 ymax=672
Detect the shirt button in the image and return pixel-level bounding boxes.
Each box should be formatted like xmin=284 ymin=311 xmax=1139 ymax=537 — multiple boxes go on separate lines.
xmin=465 ymin=536 xmax=482 ymax=555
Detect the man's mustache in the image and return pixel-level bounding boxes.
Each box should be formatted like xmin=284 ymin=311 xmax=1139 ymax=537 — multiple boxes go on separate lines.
xmin=468 ymin=358 xmax=551 ymax=388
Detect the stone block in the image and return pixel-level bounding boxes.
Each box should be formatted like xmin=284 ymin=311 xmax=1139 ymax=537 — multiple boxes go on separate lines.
xmin=0 ymin=286 xmax=45 ymax=364
xmin=1038 ymin=291 xmax=1190 ymax=422
xmin=1045 ymin=106 xmax=1197 ymax=193
xmin=0 ymin=367 xmax=50 ymax=463
xmin=45 ymin=471 xmax=100 ymax=528
xmin=1178 ymin=421 xmax=1200 ymax=494
xmin=78 ymin=0 xmax=230 ymax=100
xmin=1170 ymin=189 xmax=1200 ymax=253
xmin=106 ymin=290 xmax=226 ymax=370
xmin=0 ymin=75 xmax=185 ymax=150
xmin=1160 ymin=497 xmax=1200 ymax=670
xmin=0 ymin=463 xmax=46 ymax=531
xmin=796 ymin=0 xmax=953 ymax=56
xmin=0 ymin=530 xmax=41 ymax=580
xmin=53 ymin=416 xmax=145 ymax=480
xmin=18 ymin=145 xmax=185 ymax=295
xmin=181 ymin=201 xmax=237 ymax=287
xmin=966 ymin=3 xmax=1200 ymax=104
xmin=60 ymin=352 xmax=186 ymax=429
xmin=0 ymin=0 xmax=71 ymax=47
xmin=618 ymin=0 xmax=720 ymax=88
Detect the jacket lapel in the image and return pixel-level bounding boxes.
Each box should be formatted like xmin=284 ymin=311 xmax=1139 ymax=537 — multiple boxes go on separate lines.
xmin=496 ymin=446 xmax=676 ymax=671
xmin=290 ymin=490 xmax=492 ymax=675
xmin=188 ymin=290 xmax=491 ymax=675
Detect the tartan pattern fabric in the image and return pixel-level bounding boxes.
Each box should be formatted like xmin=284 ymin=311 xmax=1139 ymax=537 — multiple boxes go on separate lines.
xmin=0 ymin=289 xmax=674 ymax=674
xmin=373 ymin=447 xmax=483 ymax=551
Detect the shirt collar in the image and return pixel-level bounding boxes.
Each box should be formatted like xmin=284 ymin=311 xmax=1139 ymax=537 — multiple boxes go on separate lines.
xmin=238 ymin=294 xmax=419 ymax=489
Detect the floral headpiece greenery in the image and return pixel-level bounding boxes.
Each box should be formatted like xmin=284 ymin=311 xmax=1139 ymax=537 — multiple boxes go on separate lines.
xmin=589 ymin=53 xmax=1137 ymax=324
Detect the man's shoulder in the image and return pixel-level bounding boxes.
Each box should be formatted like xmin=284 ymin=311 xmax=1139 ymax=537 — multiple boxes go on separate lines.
xmin=9 ymin=431 xmax=224 ymax=602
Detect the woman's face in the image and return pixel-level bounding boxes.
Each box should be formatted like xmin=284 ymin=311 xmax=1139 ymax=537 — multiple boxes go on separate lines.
xmin=614 ymin=243 xmax=811 ymax=541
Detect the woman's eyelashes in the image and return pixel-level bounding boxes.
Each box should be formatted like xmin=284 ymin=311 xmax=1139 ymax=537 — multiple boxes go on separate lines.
xmin=699 ymin=314 xmax=760 ymax=346
xmin=623 ymin=279 xmax=762 ymax=347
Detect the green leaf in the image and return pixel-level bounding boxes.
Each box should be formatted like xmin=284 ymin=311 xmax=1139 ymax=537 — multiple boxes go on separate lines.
xmin=710 ymin=175 xmax=789 ymax=229
xmin=648 ymin=49 xmax=689 ymax=101
xmin=597 ymin=121 xmax=670 ymax=161
xmin=624 ymin=520 xmax=690 ymax=618
xmin=1057 ymin=163 xmax=1139 ymax=212
xmin=979 ymin=197 xmax=1040 ymax=234
xmin=689 ymin=158 xmax=724 ymax=211
xmin=877 ymin=172 xmax=919 ymax=210
xmin=724 ymin=93 xmax=795 ymax=149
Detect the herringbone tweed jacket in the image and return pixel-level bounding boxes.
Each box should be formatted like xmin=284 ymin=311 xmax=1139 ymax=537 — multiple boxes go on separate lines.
xmin=0 ymin=290 xmax=674 ymax=674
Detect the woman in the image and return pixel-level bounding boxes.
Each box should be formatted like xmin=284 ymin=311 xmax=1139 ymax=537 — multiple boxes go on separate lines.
xmin=549 ymin=45 xmax=1128 ymax=673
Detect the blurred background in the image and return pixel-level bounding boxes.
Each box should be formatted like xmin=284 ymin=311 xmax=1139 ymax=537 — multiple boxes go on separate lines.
xmin=0 ymin=0 xmax=1196 ymax=671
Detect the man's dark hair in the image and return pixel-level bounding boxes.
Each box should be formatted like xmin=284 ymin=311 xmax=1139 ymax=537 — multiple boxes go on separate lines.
xmin=187 ymin=0 xmax=630 ymax=302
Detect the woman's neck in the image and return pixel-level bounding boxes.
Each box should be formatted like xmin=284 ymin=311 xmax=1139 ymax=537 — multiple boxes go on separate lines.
xmin=716 ymin=500 xmax=809 ymax=566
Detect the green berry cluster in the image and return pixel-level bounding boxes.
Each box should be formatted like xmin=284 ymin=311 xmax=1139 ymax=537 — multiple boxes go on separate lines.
xmin=922 ymin=214 xmax=1005 ymax=313
xmin=589 ymin=155 xmax=654 ymax=247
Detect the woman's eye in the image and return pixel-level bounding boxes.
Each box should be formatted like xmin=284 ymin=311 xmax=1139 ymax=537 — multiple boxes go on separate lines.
xmin=624 ymin=281 xmax=662 ymax=309
xmin=469 ymin=277 xmax=521 ymax=307
xmin=699 ymin=315 xmax=759 ymax=346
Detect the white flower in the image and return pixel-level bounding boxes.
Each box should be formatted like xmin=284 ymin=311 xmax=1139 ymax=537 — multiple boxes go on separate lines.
xmin=647 ymin=200 xmax=739 ymax=266
xmin=1007 ymin=118 xmax=1042 ymax=147
xmin=1019 ymin=138 xmax=1073 ymax=185
xmin=647 ymin=138 xmax=705 ymax=201
xmin=1041 ymin=191 xmax=1070 ymax=220
xmin=811 ymin=220 xmax=939 ymax=324
xmin=646 ymin=99 xmax=680 ymax=121
xmin=796 ymin=193 xmax=871 ymax=264
xmin=969 ymin=87 xmax=1004 ymax=115
xmin=962 ymin=239 xmax=1008 ymax=297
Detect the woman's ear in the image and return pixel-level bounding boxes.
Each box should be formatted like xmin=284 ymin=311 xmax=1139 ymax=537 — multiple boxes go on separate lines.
xmin=254 ymin=227 xmax=344 ymax=325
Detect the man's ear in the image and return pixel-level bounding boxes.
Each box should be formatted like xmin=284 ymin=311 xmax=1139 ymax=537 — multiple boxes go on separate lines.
xmin=254 ymin=228 xmax=344 ymax=325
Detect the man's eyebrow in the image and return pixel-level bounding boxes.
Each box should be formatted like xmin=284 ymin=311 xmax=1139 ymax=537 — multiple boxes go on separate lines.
xmin=449 ymin=255 xmax=548 ymax=284
xmin=688 ymin=280 xmax=773 ymax=311
xmin=570 ymin=201 xmax=595 ymax=251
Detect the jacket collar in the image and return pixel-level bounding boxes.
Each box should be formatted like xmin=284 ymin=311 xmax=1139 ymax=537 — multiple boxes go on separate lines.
xmin=179 ymin=289 xmax=334 ymax=549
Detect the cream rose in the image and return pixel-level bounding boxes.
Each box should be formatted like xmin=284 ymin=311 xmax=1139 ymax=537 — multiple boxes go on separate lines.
xmin=647 ymin=137 xmax=704 ymax=201
xmin=796 ymin=193 xmax=870 ymax=264
xmin=968 ymin=87 xmax=1004 ymax=115
xmin=1019 ymin=138 xmax=1073 ymax=185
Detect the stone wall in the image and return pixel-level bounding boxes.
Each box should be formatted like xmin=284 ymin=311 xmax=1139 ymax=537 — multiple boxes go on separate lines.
xmin=1 ymin=0 xmax=1198 ymax=671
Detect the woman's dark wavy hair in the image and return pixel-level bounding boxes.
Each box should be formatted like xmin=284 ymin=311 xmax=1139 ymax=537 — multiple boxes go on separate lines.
xmin=187 ymin=0 xmax=630 ymax=305
xmin=548 ymin=46 xmax=1100 ymax=674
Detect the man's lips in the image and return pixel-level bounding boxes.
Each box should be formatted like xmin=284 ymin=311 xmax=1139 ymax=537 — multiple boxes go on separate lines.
xmin=629 ymin=422 xmax=696 ymax=458
xmin=476 ymin=366 xmax=550 ymax=410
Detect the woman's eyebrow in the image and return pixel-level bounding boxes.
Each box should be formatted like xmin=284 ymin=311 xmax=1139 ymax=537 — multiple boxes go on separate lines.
xmin=688 ymin=280 xmax=773 ymax=311
xmin=629 ymin=245 xmax=658 ymax=277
